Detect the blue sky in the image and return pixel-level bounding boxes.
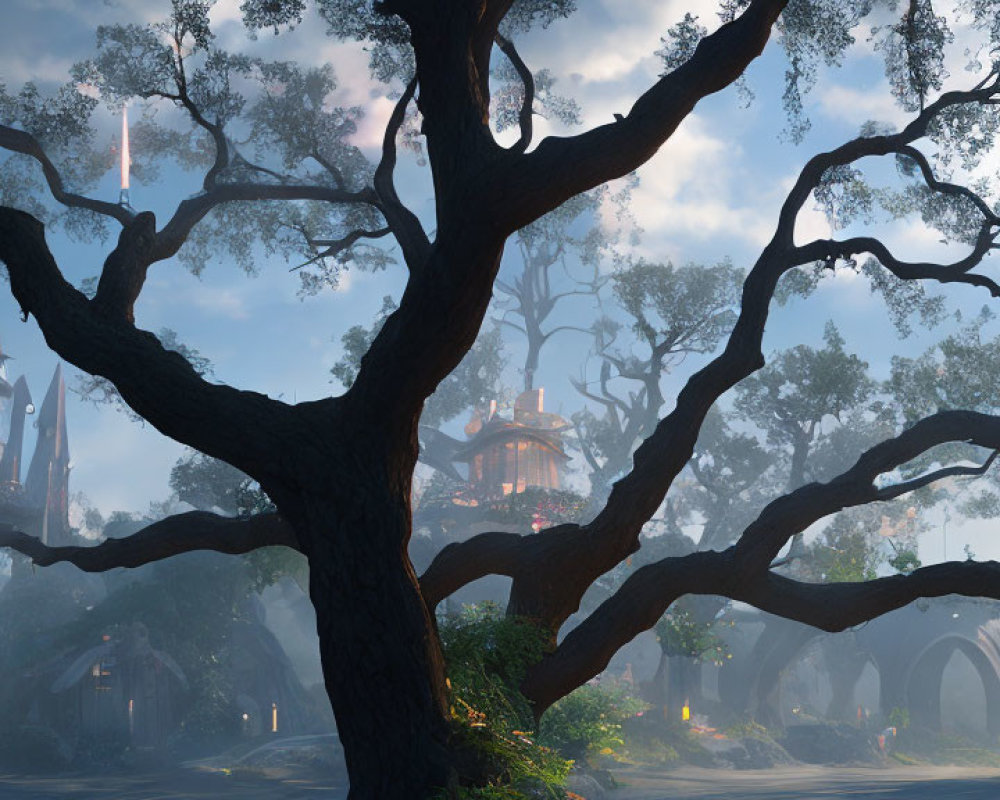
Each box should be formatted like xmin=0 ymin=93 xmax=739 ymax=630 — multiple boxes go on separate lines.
xmin=1 ymin=0 xmax=999 ymax=562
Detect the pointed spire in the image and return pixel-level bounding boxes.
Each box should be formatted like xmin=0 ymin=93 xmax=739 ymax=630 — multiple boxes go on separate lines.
xmin=0 ymin=376 xmax=33 ymax=484
xmin=25 ymin=364 xmax=70 ymax=545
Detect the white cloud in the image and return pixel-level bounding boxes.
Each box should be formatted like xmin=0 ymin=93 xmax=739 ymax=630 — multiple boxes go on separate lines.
xmin=626 ymin=114 xmax=780 ymax=256
xmin=817 ymin=83 xmax=910 ymax=130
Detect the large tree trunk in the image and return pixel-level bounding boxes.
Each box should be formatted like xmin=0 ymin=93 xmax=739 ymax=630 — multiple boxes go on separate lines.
xmin=299 ymin=485 xmax=453 ymax=798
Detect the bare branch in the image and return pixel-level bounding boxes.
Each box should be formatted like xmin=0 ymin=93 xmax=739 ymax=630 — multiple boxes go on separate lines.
xmin=522 ymin=549 xmax=1000 ymax=714
xmin=150 ymin=181 xmax=377 ymax=265
xmin=876 ymin=449 xmax=999 ymax=500
xmin=495 ymin=34 xmax=534 ymax=154
xmin=521 ymin=549 xmax=730 ymax=712
xmin=899 ymin=144 xmax=1000 ymax=222
xmin=163 ymin=43 xmax=229 ymax=190
xmin=540 ymin=324 xmax=593 ymax=343
xmin=729 ymin=411 xmax=1000 ymax=572
xmin=0 ymin=125 xmax=132 ymax=225
xmin=420 ymin=531 xmax=525 ymax=609
xmin=294 ymin=227 xmax=393 ymax=271
xmin=737 ymin=561 xmax=1000 ymax=632
xmin=774 ymin=79 xmax=1000 ymax=248
xmin=373 ymin=77 xmax=431 ymax=271
xmin=797 ymin=229 xmax=1000 ymax=297
xmin=0 ymin=511 xmax=298 ymax=572
xmin=312 ymin=148 xmax=346 ymax=189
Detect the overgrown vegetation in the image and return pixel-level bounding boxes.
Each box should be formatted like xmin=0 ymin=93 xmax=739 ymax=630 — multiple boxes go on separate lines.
xmin=438 ymin=604 xmax=647 ymax=798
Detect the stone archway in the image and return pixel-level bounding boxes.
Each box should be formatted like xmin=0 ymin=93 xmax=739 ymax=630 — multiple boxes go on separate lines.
xmin=905 ymin=634 xmax=1000 ymax=736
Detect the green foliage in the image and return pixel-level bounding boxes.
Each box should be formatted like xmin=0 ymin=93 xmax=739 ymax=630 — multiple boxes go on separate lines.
xmin=441 ymin=603 xmax=548 ymax=723
xmin=807 ymin=512 xmax=883 ymax=583
xmin=724 ymin=716 xmax=772 ymax=740
xmin=890 ymin=310 xmax=1000 ymax=423
xmin=658 ymin=13 xmax=708 ymax=73
xmin=654 ymin=604 xmax=730 ymax=665
xmin=439 ymin=604 xmax=569 ymax=798
xmin=437 ymin=604 xmax=646 ymax=796
xmin=873 ymin=0 xmax=953 ymax=113
xmin=736 ymin=322 xmax=873 ymax=451
xmin=612 ymin=259 xmax=743 ymax=358
xmin=538 ymin=683 xmax=647 ymax=761
xmin=889 ymin=706 xmax=911 ymax=730
xmin=243 ymin=546 xmax=309 ymax=592
xmin=169 ymin=450 xmax=248 ymax=514
xmin=888 ymin=547 xmax=922 ymax=574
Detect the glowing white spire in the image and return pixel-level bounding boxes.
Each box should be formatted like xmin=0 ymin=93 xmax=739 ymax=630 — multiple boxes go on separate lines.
xmin=121 ymin=105 xmax=130 ymax=190
xmin=119 ymin=105 xmax=132 ymax=208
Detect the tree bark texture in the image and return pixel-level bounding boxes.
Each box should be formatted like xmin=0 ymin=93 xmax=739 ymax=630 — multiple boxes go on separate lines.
xmin=303 ymin=490 xmax=454 ymax=798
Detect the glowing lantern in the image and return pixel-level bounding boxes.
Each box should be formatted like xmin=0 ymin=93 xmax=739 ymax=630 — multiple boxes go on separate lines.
xmin=272 ymin=702 xmax=278 ymax=733
xmin=681 ymin=702 xmax=690 ymax=722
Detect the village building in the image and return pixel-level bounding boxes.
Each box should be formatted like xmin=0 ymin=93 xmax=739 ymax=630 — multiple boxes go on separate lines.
xmin=453 ymin=388 xmax=570 ymax=501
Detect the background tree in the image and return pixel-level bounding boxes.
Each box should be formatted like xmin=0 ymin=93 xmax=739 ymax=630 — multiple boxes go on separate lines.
xmin=572 ymin=259 xmax=743 ymax=505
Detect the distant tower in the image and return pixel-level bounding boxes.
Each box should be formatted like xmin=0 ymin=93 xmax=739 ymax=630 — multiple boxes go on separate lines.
xmin=118 ymin=106 xmax=133 ymax=210
xmin=0 ymin=376 xmax=33 ymax=485
xmin=24 ymin=365 xmax=70 ymax=546
xmin=0 ymin=340 xmax=13 ymax=457
xmin=455 ymin=388 xmax=569 ymax=500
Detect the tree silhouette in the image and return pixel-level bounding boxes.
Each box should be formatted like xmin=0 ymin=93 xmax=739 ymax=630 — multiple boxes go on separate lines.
xmin=2 ymin=1 xmax=1000 ymax=796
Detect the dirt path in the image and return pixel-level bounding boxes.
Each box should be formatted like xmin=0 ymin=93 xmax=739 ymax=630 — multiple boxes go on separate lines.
xmin=3 ymin=763 xmax=1000 ymax=798
xmin=611 ymin=764 xmax=1000 ymax=799
xmin=0 ymin=767 xmax=347 ymax=799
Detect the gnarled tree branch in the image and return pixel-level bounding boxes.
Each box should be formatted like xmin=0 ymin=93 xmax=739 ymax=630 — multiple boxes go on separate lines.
xmin=521 ymin=410 xmax=1000 ymax=712
xmin=0 ymin=207 xmax=311 ymax=480
xmin=150 ymin=181 xmax=377 ymax=265
xmin=420 ymin=531 xmax=525 ymax=609
xmin=297 ymin=226 xmax=393 ymax=270
xmin=0 ymin=510 xmax=297 ymax=572
xmin=493 ymin=0 xmax=787 ymax=232
xmin=495 ymin=34 xmax=534 ymax=154
xmin=373 ymin=77 xmax=431 ymax=271
xmin=0 ymin=125 xmax=133 ymax=225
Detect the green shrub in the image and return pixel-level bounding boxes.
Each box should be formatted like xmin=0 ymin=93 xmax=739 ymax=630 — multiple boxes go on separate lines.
xmin=538 ymin=683 xmax=647 ymax=761
xmin=888 ymin=707 xmax=910 ymax=730
xmin=439 ymin=604 xmax=569 ymax=798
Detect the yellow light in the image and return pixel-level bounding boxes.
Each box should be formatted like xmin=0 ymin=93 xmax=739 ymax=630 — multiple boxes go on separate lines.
xmin=271 ymin=702 xmax=278 ymax=733
xmin=681 ymin=703 xmax=690 ymax=722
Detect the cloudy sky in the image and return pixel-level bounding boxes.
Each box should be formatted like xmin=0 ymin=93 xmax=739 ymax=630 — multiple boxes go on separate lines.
xmin=1 ymin=0 xmax=999 ymax=562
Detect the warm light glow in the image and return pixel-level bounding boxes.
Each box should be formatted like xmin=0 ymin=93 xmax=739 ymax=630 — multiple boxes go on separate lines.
xmin=271 ymin=702 xmax=278 ymax=733
xmin=128 ymin=698 xmax=134 ymax=735
xmin=681 ymin=703 xmax=690 ymax=722
xmin=121 ymin=106 xmax=130 ymax=190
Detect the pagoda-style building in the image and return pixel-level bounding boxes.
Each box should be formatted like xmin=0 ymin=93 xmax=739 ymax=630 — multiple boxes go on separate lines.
xmin=453 ymin=388 xmax=569 ymax=500
xmin=0 ymin=344 xmax=72 ymax=548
